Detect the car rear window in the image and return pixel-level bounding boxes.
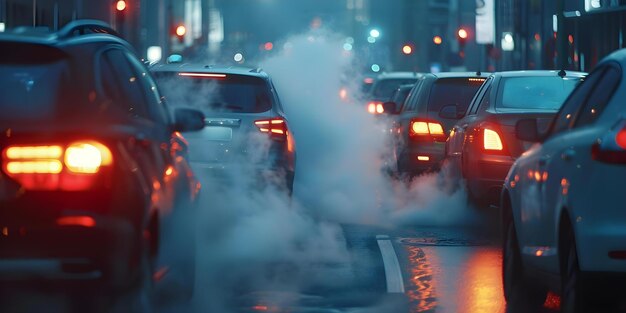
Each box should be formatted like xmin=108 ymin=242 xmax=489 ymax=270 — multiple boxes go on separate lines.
xmin=498 ymin=76 xmax=579 ymax=111
xmin=427 ymin=78 xmax=484 ymax=113
xmin=0 ymin=58 xmax=74 ymax=122
xmin=372 ymin=78 xmax=418 ymax=99
xmin=154 ymin=72 xmax=273 ymax=113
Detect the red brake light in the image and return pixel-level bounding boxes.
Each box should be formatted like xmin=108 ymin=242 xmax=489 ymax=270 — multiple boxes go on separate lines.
xmin=178 ymin=72 xmax=226 ymax=78
xmin=2 ymin=141 xmax=113 ymax=191
xmin=483 ymin=128 xmax=504 ymax=151
xmin=409 ymin=119 xmax=446 ymax=141
xmin=367 ymin=102 xmax=384 ymax=114
xmin=56 ymin=216 xmax=96 ymax=227
xmin=255 ymin=117 xmax=288 ymax=137
xmin=616 ymin=127 xmax=626 ymax=150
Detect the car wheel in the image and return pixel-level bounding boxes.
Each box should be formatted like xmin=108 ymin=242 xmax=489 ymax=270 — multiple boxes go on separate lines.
xmin=561 ymin=233 xmax=586 ymax=313
xmin=503 ymin=220 xmax=547 ymax=310
xmin=111 ymin=245 xmax=155 ymax=313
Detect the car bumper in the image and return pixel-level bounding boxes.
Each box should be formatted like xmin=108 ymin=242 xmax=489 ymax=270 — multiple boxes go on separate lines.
xmin=466 ymin=154 xmax=515 ymax=202
xmin=398 ymin=142 xmax=445 ymax=174
xmin=190 ymin=161 xmax=294 ymax=191
xmin=577 ymin=225 xmax=626 ymax=273
xmin=0 ymin=214 xmax=137 ymax=284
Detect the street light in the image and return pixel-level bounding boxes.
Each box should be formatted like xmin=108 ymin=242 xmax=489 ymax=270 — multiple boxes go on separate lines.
xmin=369 ymin=29 xmax=380 ymax=38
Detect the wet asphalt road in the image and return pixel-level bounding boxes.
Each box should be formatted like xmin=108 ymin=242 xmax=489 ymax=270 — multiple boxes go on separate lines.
xmin=160 ymin=205 xmax=560 ymax=313
xmin=0 ymin=206 xmax=563 ymax=313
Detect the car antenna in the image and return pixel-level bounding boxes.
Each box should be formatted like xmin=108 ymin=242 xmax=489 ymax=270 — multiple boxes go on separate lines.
xmin=558 ymin=69 xmax=566 ymax=78
xmin=476 ymin=70 xmax=482 ymax=76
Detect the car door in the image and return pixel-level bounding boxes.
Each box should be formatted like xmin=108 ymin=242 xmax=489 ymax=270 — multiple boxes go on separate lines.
xmin=516 ymin=67 xmax=610 ymax=272
xmin=98 ymin=48 xmax=174 ymax=215
xmin=125 ymin=52 xmax=185 ymax=214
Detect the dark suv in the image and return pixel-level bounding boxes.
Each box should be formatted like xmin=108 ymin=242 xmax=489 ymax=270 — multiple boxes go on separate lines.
xmin=394 ymin=72 xmax=488 ymax=175
xmin=151 ymin=65 xmax=296 ymax=194
xmin=0 ymin=20 xmax=204 ymax=304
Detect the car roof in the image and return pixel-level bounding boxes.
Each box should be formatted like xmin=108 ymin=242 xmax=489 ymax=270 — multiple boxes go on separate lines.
xmin=150 ymin=64 xmax=270 ymax=79
xmin=428 ymin=71 xmax=492 ymax=79
xmin=0 ymin=19 xmax=134 ymax=52
xmin=376 ymin=71 xmax=422 ymax=79
xmin=398 ymin=84 xmax=415 ymax=89
xmin=494 ymin=70 xmax=586 ymax=78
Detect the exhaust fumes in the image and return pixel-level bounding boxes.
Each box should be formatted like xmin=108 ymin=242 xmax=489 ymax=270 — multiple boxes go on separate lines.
xmin=157 ymin=28 xmax=477 ymax=313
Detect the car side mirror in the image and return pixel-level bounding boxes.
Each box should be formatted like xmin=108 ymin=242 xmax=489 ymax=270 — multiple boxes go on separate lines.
xmin=439 ymin=104 xmax=462 ymax=119
xmin=515 ymin=118 xmax=540 ymax=142
xmin=173 ymin=108 xmax=205 ymax=132
xmin=382 ymin=101 xmax=398 ymax=114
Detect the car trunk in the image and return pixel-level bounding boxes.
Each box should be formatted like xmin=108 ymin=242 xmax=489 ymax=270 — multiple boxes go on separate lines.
xmin=488 ymin=111 xmax=555 ymax=158
xmin=183 ymin=111 xmax=271 ymax=165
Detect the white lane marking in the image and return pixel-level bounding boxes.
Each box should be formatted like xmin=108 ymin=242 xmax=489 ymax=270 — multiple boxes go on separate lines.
xmin=376 ymin=235 xmax=405 ymax=293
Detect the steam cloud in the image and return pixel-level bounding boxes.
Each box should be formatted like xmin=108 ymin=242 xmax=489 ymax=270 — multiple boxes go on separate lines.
xmin=158 ymin=28 xmax=476 ymax=313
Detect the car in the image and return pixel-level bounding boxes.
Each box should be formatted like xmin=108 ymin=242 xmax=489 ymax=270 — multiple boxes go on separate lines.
xmin=501 ymin=50 xmax=626 ymax=313
xmin=385 ymin=83 xmax=415 ymax=114
xmin=445 ymin=70 xmax=586 ymax=205
xmin=393 ymin=72 xmax=489 ymax=175
xmin=151 ymin=65 xmax=296 ymax=194
xmin=0 ymin=20 xmax=204 ymax=306
xmin=365 ymin=72 xmax=421 ymax=114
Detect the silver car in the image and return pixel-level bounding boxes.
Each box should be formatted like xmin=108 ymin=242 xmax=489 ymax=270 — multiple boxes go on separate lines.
xmin=152 ymin=65 xmax=296 ymax=194
xmin=501 ymin=50 xmax=626 ymax=312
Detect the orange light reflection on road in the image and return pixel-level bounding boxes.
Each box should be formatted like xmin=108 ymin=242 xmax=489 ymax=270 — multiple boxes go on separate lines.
xmin=462 ymin=248 xmax=506 ymax=313
xmin=405 ymin=246 xmax=438 ymax=312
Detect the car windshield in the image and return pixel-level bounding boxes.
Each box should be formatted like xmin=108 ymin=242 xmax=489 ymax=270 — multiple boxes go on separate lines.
xmin=154 ymin=72 xmax=273 ymax=113
xmin=427 ymin=78 xmax=485 ymax=114
xmin=498 ymin=76 xmax=579 ymax=111
xmin=372 ymin=78 xmax=418 ymax=99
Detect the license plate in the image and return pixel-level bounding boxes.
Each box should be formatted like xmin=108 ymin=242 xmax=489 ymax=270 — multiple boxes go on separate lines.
xmin=204 ymin=126 xmax=232 ymax=141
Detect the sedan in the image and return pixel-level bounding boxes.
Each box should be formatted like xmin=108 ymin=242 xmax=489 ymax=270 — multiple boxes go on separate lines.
xmin=501 ymin=50 xmax=626 ymax=313
xmin=445 ymin=70 xmax=586 ymax=205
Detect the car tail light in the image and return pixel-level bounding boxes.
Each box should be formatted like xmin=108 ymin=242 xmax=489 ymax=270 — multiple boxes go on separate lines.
xmin=56 ymin=216 xmax=96 ymax=227
xmin=483 ymin=128 xmax=504 ymax=151
xmin=64 ymin=142 xmax=112 ymax=173
xmin=409 ymin=119 xmax=446 ymax=141
xmin=2 ymin=140 xmax=113 ymax=191
xmin=255 ymin=117 xmax=289 ymax=137
xmin=592 ymin=126 xmax=626 ymax=164
xmin=367 ymin=102 xmax=384 ymax=114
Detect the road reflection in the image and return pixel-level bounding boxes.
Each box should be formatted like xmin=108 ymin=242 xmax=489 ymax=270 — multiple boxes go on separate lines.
xmin=405 ymin=246 xmax=438 ymax=312
xmin=403 ymin=244 xmax=507 ymax=313
xmin=461 ymin=248 xmax=506 ymax=313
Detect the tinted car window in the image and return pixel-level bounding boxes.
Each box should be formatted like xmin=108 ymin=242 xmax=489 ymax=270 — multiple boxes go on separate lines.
xmin=125 ymin=54 xmax=170 ymax=124
xmin=498 ymin=76 xmax=579 ymax=111
xmin=427 ymin=78 xmax=483 ymax=113
xmin=372 ymin=78 xmax=418 ymax=99
xmin=551 ymin=72 xmax=601 ymax=134
xmin=154 ymin=73 xmax=272 ymax=113
xmin=391 ymin=86 xmax=413 ymax=111
xmin=575 ymin=66 xmax=620 ymax=127
xmin=468 ymin=77 xmax=492 ymax=115
xmin=476 ymin=86 xmax=491 ymax=113
xmin=0 ymin=60 xmax=74 ymax=121
xmin=99 ymin=49 xmax=150 ymax=119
